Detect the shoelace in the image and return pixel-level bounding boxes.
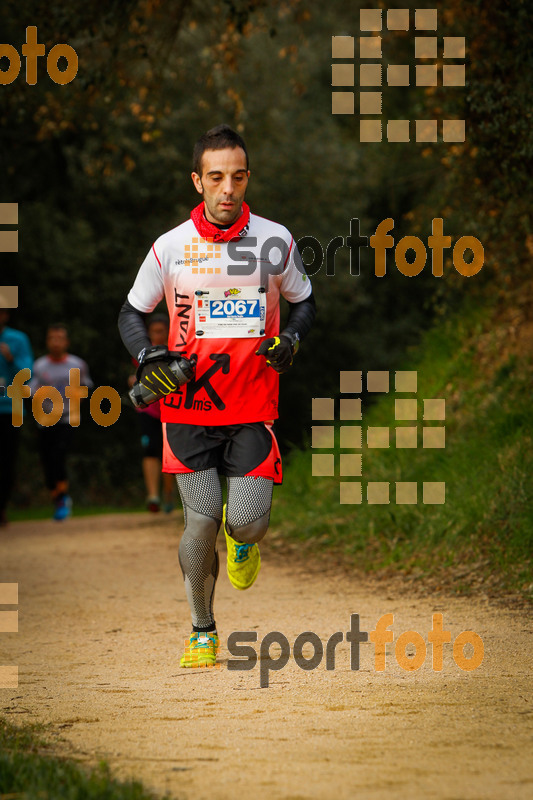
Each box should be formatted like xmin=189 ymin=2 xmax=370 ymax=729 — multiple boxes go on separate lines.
xmin=188 ymin=633 xmax=217 ymax=650
xmin=234 ymin=542 xmax=254 ymax=563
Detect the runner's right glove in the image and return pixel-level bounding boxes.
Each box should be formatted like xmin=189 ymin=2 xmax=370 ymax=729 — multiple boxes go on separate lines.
xmin=136 ymin=345 xmax=192 ymax=398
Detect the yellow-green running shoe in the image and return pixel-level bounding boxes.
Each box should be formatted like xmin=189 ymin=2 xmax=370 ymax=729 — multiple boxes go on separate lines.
xmin=180 ymin=631 xmax=219 ymax=668
xmin=223 ymin=503 xmax=261 ymax=590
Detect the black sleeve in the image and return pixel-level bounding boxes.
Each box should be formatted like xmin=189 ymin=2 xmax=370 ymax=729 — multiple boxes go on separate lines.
xmin=118 ymin=299 xmax=151 ymax=360
xmin=282 ymin=291 xmax=316 ymax=342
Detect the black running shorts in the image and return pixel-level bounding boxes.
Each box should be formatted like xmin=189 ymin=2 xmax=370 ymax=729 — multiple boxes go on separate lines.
xmin=162 ymin=421 xmax=282 ymax=484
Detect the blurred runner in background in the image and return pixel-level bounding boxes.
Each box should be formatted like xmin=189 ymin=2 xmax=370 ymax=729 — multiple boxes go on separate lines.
xmin=30 ymin=324 xmax=93 ymax=520
xmin=0 ymin=307 xmax=33 ymax=527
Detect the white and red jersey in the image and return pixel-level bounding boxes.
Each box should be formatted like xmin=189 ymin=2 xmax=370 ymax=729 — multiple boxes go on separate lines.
xmin=128 ymin=203 xmax=311 ymax=425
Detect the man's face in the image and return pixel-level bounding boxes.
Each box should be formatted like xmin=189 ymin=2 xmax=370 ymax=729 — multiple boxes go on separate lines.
xmin=46 ymin=328 xmax=68 ymax=358
xmin=191 ymin=146 xmax=249 ymax=225
xmin=148 ymin=322 xmax=169 ymax=347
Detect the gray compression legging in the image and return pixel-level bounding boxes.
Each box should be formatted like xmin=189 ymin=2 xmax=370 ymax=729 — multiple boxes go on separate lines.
xmin=176 ymin=468 xmax=273 ymax=630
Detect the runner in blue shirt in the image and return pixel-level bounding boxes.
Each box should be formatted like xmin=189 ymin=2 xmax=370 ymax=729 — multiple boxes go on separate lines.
xmin=0 ymin=308 xmax=33 ymax=526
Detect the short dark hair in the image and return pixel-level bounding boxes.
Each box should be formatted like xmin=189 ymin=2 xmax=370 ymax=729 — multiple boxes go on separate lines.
xmin=47 ymin=323 xmax=68 ymax=335
xmin=192 ymin=124 xmax=249 ymax=176
xmin=147 ymin=314 xmax=169 ymax=329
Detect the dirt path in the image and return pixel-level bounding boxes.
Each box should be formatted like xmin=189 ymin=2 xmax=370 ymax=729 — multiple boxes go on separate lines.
xmin=1 ymin=512 xmax=532 ymax=799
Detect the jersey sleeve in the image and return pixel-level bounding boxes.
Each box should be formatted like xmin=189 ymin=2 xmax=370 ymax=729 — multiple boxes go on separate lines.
xmin=279 ymin=238 xmax=312 ymax=303
xmin=127 ymin=244 xmax=165 ymax=313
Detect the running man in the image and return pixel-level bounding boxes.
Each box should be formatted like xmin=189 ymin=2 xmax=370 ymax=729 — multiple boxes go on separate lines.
xmin=118 ymin=125 xmax=315 ymax=667
xmin=30 ymin=324 xmax=93 ymax=520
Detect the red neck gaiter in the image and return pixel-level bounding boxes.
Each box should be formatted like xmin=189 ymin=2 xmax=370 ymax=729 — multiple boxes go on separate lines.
xmin=190 ymin=201 xmax=250 ymax=242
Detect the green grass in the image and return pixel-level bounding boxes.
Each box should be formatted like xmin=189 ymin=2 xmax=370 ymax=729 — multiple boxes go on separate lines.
xmin=0 ymin=717 xmax=165 ymax=799
xmin=8 ymin=505 xmax=148 ymax=523
xmin=271 ymin=297 xmax=533 ymax=599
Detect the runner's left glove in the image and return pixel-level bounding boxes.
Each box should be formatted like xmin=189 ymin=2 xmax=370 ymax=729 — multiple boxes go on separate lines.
xmin=255 ymin=332 xmax=300 ymax=374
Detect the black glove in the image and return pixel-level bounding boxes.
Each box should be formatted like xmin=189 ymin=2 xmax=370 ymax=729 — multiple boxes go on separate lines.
xmin=255 ymin=332 xmax=299 ymax=374
xmin=137 ymin=345 xmax=189 ymax=398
